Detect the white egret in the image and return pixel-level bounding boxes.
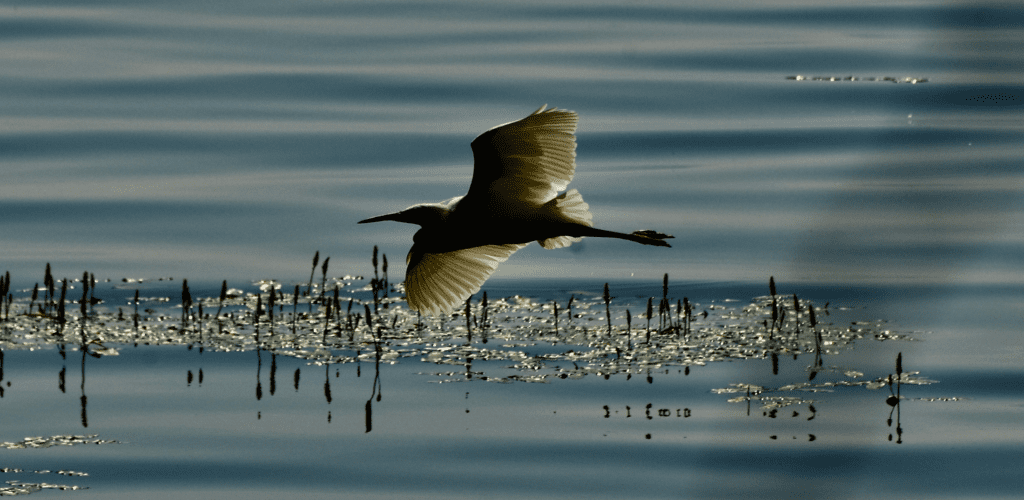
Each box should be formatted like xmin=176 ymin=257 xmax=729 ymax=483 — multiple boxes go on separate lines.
xmin=359 ymin=105 xmax=673 ymax=315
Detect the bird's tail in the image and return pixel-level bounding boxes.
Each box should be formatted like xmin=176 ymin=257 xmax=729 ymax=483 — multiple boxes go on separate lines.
xmin=539 ymin=190 xmax=673 ymax=248
xmin=539 ymin=189 xmax=594 ymax=249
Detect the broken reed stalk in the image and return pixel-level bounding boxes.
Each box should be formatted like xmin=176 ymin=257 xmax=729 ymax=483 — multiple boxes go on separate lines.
xmin=267 ymin=285 xmax=276 ymax=324
xmin=57 ymin=279 xmax=67 ymax=326
xmin=661 ymin=273 xmax=669 ymax=332
xmin=181 ymin=279 xmax=192 ymax=327
xmin=372 ymin=246 xmax=380 ymax=315
xmin=684 ymin=298 xmax=692 ymax=335
xmin=322 ymin=293 xmax=332 ymax=344
xmin=307 ymin=250 xmax=319 ymax=304
xmin=646 ymin=297 xmax=652 ymax=343
xmin=0 ymin=271 xmax=10 ymax=322
xmin=553 ymin=300 xmax=558 ymax=335
xmin=808 ymin=303 xmax=821 ymax=354
xmin=346 ymin=299 xmax=354 ymax=333
xmin=30 ymin=282 xmax=38 ymax=317
xmin=89 ymin=272 xmax=96 ymax=314
xmin=603 ymin=283 xmax=611 ymax=336
xmin=363 ymin=303 xmax=377 ymax=346
xmin=626 ymin=309 xmax=632 ymax=351
xmin=464 ymin=296 xmax=472 ymax=339
xmin=792 ymin=293 xmax=801 ymax=333
xmin=44 ymin=263 xmax=53 ymax=316
xmin=133 ymin=289 xmax=140 ymax=329
xmin=481 ymin=291 xmax=488 ymax=331
xmin=381 ymin=254 xmax=389 ymax=305
xmin=80 ymin=271 xmax=89 ymax=320
xmin=677 ymin=299 xmax=684 ymax=335
xmin=215 ymin=280 xmax=227 ymax=320
xmin=291 ymin=284 xmax=299 ymax=333
xmin=768 ymin=276 xmax=778 ymax=337
xmin=895 ymin=352 xmax=903 ymax=402
xmin=332 ymin=286 xmax=340 ymax=333
xmin=318 ymin=257 xmax=330 ymax=307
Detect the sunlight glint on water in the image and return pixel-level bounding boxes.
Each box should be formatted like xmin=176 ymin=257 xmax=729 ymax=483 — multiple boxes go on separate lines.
xmin=1 ymin=1 xmax=1022 ymax=498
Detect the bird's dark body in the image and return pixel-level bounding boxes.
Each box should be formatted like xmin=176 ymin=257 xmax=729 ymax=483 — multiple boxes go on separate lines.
xmin=358 ymin=105 xmax=672 ymax=315
xmin=412 ymin=217 xmax=592 ymax=255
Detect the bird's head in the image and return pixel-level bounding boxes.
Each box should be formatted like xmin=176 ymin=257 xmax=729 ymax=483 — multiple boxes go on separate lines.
xmin=358 ymin=202 xmax=451 ymax=228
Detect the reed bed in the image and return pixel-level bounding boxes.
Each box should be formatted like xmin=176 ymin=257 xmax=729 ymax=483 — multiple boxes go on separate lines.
xmin=0 ymin=254 xmax=918 ymax=389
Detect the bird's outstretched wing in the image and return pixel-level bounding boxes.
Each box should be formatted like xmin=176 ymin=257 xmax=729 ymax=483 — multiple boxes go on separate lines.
xmin=405 ymin=243 xmax=528 ymax=316
xmin=468 ymin=105 xmax=578 ymax=207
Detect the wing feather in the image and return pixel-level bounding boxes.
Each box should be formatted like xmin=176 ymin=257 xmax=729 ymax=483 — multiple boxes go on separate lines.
xmin=468 ymin=105 xmax=578 ymax=206
xmin=405 ymin=243 xmax=527 ymax=316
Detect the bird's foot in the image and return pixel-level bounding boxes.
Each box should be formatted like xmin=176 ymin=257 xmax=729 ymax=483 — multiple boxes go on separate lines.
xmin=631 ymin=230 xmax=674 ymax=247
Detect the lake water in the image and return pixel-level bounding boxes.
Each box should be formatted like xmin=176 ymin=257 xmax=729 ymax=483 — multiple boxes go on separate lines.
xmin=2 ymin=1 xmax=1022 ymax=498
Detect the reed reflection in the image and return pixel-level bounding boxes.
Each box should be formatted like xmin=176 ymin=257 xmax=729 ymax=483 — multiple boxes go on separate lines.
xmin=71 ymin=274 xmax=113 ymax=429
xmin=365 ymin=344 xmax=381 ymax=434
xmin=1 ymin=266 xmax=939 ymax=439
xmin=887 ymin=352 xmax=905 ymax=444
xmin=256 ymin=347 xmax=263 ymax=401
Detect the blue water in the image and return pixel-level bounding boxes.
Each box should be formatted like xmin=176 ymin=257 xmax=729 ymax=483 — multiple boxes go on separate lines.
xmin=1 ymin=1 xmax=1022 ymax=498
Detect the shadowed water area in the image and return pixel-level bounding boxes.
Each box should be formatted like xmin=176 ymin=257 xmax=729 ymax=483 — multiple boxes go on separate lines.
xmin=1 ymin=0 xmax=1023 ymax=498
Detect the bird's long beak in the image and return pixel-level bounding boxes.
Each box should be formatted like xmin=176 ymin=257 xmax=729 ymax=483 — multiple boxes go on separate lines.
xmin=358 ymin=212 xmax=402 ymax=224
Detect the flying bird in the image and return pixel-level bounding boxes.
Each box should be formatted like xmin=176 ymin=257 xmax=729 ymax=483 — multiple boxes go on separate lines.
xmin=359 ymin=105 xmax=673 ymax=315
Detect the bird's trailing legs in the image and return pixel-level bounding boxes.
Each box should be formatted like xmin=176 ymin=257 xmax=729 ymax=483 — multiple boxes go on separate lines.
xmin=629 ymin=229 xmax=674 ymax=247
xmin=574 ymin=227 xmax=674 ymax=247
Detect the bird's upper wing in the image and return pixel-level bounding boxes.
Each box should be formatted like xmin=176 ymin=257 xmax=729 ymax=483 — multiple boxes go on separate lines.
xmin=467 ymin=105 xmax=578 ymax=207
xmin=405 ymin=243 xmax=527 ymax=316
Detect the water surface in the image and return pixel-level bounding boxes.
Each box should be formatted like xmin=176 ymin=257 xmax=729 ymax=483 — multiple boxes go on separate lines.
xmin=1 ymin=1 xmax=1022 ymax=498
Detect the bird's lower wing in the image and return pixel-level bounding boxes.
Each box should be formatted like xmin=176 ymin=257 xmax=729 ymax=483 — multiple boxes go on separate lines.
xmin=405 ymin=243 xmax=528 ymax=316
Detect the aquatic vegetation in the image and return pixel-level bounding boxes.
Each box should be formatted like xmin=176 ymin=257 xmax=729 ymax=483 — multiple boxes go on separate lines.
xmin=0 ymin=261 xmax=949 ymax=493
xmin=0 ymin=261 xmax=919 ymax=390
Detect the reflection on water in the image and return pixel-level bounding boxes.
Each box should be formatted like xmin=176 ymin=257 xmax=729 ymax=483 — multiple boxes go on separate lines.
xmin=1 ymin=266 xmax=931 ymax=433
xmin=0 ymin=267 xmax=1017 ymax=498
xmin=2 ymin=0 xmax=1022 ymax=496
